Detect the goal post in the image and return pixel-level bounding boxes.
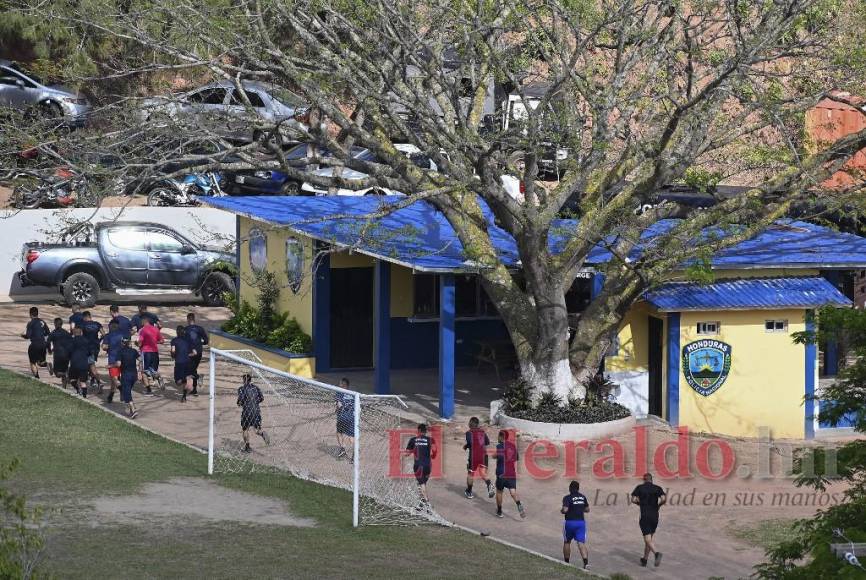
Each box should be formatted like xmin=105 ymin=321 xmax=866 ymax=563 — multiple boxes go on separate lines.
xmin=206 ymin=347 xmax=433 ymax=527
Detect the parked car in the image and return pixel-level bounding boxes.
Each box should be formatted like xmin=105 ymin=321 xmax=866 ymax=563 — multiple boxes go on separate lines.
xmin=140 ymin=80 xmax=308 ymax=144
xmin=18 ymin=222 xmax=237 ymax=306
xmin=0 ymin=60 xmax=90 ymax=126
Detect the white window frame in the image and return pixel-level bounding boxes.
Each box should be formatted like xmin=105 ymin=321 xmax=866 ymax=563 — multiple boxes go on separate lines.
xmin=765 ymin=319 xmax=788 ymax=333
xmin=696 ymin=321 xmax=721 ymax=335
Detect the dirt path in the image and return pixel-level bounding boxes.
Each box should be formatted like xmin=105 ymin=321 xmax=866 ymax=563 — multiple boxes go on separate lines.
xmin=0 ymin=302 xmax=853 ymax=579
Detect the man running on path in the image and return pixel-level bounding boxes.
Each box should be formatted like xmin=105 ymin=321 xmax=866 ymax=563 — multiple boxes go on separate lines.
xmin=80 ymin=311 xmax=104 ymax=390
xmin=69 ymin=304 xmax=84 ymax=330
xmin=184 ymin=312 xmax=208 ymax=396
xmin=136 ymin=315 xmax=164 ymax=395
xmin=464 ymin=416 xmax=494 ymax=499
xmin=46 ymin=318 xmax=73 ymax=389
xmin=562 ymin=480 xmax=591 ymax=569
xmin=102 ymin=320 xmax=125 ymax=403
xmin=115 ymin=337 xmax=141 ymax=419
xmin=334 ymin=378 xmax=355 ymax=461
xmin=170 ymin=326 xmax=197 ymax=402
xmin=131 ymin=305 xmax=161 ymax=332
xmin=236 ymin=373 xmax=270 ymax=452
xmin=406 ymin=423 xmax=437 ymax=510
xmin=109 ymin=305 xmax=132 ymax=337
xmin=631 ymin=472 xmax=666 ymax=567
xmin=495 ymin=429 xmax=525 ymax=519
xmin=21 ymin=306 xmax=49 ymax=378
xmin=68 ymin=326 xmax=92 ymax=396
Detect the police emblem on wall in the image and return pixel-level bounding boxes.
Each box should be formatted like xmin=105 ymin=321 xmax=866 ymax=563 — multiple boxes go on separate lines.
xmin=682 ymin=340 xmax=732 ymax=396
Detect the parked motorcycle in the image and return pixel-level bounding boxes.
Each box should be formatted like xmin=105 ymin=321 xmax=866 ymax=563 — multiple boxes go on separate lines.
xmin=11 ymin=168 xmax=90 ymax=209
xmin=145 ymin=172 xmax=226 ymax=206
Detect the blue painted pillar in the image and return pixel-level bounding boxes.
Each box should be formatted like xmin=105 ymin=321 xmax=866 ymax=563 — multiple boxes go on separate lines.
xmin=439 ymin=274 xmax=456 ymax=419
xmin=374 ymin=261 xmax=391 ymax=395
xmin=313 ymin=252 xmax=331 ymax=373
xmin=823 ymin=271 xmax=841 ymax=376
xmin=590 ymin=272 xmax=605 ymax=299
xmin=666 ymin=312 xmax=681 ymax=426
xmin=805 ymin=312 xmax=817 ymax=439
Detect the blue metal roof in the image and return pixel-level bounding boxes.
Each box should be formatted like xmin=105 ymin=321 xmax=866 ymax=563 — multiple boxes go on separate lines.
xmin=201 ymin=196 xmax=866 ymax=272
xmin=645 ymin=277 xmax=852 ymax=311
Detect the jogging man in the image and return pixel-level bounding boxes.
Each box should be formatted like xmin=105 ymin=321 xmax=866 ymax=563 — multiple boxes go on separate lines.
xmin=236 ymin=373 xmax=270 ymax=453
xmin=69 ymin=304 xmax=84 ymax=330
xmin=631 ymin=472 xmax=666 ymax=567
xmin=80 ymin=311 xmax=104 ymax=390
xmin=102 ymin=320 xmax=125 ymax=403
xmin=405 ymin=423 xmax=437 ymax=510
xmin=136 ymin=315 xmax=164 ymax=395
xmin=562 ymin=480 xmax=590 ymax=569
xmin=115 ymin=337 xmax=141 ymax=419
xmin=109 ymin=305 xmax=132 ymax=337
xmin=464 ymin=416 xmax=493 ymax=499
xmin=21 ymin=306 xmax=49 ymax=378
xmin=131 ymin=305 xmax=161 ymax=332
xmin=68 ymin=326 xmax=92 ymax=396
xmin=495 ymin=430 xmax=525 ymax=518
xmin=170 ymin=326 xmax=198 ymax=402
xmin=46 ymin=318 xmax=73 ymax=389
xmin=334 ymin=378 xmax=355 ymax=461
xmin=185 ymin=312 xmax=209 ymax=396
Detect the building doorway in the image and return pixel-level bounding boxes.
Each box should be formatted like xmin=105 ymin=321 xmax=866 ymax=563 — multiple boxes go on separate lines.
xmin=330 ymin=267 xmax=374 ymax=368
xmin=647 ymin=316 xmax=664 ymax=417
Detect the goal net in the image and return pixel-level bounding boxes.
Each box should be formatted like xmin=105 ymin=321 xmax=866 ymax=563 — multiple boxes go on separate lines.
xmin=206 ymin=348 xmax=443 ymax=526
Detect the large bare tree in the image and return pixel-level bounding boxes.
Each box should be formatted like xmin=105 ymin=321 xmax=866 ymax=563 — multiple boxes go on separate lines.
xmin=7 ymin=0 xmax=866 ymax=400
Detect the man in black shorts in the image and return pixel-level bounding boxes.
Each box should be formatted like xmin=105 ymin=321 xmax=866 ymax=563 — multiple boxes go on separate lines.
xmin=236 ymin=373 xmax=270 ymax=453
xmin=46 ymin=318 xmax=73 ymax=389
xmin=184 ymin=312 xmax=208 ymax=395
xmin=68 ymin=326 xmax=92 ymax=396
xmin=631 ymin=472 xmax=667 ymax=567
xmin=80 ymin=311 xmax=104 ymax=390
xmin=21 ymin=306 xmax=49 ymax=378
xmin=495 ymin=429 xmax=525 ymax=518
xmin=405 ymin=423 xmax=437 ymax=510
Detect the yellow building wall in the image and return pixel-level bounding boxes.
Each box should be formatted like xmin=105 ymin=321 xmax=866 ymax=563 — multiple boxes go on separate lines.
xmin=607 ymin=302 xmax=651 ymax=372
xmin=210 ymin=333 xmax=315 ymax=377
xmin=238 ymin=217 xmax=314 ymax=336
xmin=391 ymin=265 xmax=414 ymax=318
xmin=677 ymin=309 xmax=807 ymax=439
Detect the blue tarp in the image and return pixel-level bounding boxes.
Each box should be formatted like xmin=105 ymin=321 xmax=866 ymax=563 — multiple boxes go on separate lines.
xmin=645 ymin=277 xmax=852 ymax=311
xmin=201 ymin=195 xmax=866 ymax=272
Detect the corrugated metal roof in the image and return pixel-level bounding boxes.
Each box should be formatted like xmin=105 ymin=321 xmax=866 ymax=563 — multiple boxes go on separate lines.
xmin=645 ymin=277 xmax=852 ymax=311
xmin=201 ymin=196 xmax=866 ymax=273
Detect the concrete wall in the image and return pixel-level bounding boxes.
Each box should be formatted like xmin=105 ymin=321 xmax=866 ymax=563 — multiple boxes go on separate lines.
xmin=3 ymin=206 xmax=235 ymax=302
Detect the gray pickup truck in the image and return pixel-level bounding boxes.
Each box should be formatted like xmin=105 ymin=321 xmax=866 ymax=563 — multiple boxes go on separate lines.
xmin=19 ymin=221 xmax=237 ymax=307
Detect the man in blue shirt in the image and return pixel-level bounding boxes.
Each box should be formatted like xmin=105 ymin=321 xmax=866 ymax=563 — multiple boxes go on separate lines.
xmin=80 ymin=311 xmax=104 ymax=391
xmin=495 ymin=430 xmax=525 ymax=519
xmin=21 ymin=306 xmax=49 ymax=378
xmin=69 ymin=304 xmax=84 ymax=330
xmin=109 ymin=305 xmax=132 ymax=337
xmin=335 ymin=378 xmax=355 ymax=461
xmin=131 ymin=305 xmax=161 ymax=333
xmin=114 ymin=337 xmax=141 ymax=419
xmin=46 ymin=318 xmax=73 ymax=389
xmin=185 ymin=312 xmax=209 ymax=396
xmin=236 ymin=373 xmax=270 ymax=452
xmin=68 ymin=326 xmax=92 ymax=397
xmin=102 ymin=320 xmax=125 ymax=403
xmin=561 ymin=480 xmax=591 ymax=569
xmin=170 ymin=326 xmax=198 ymax=402
xmin=405 ymin=423 xmax=437 ymax=510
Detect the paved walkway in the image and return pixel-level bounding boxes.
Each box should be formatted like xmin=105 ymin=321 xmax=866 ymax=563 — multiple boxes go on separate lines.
xmin=0 ymin=302 xmax=846 ymax=579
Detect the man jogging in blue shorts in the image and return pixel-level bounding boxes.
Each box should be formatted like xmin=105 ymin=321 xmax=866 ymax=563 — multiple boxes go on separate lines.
xmin=562 ymin=480 xmax=590 ymax=569
xmin=114 ymin=337 xmax=141 ymax=419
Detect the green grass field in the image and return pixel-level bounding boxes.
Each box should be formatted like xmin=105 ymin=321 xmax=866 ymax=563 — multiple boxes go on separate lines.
xmin=0 ymin=370 xmax=582 ymax=579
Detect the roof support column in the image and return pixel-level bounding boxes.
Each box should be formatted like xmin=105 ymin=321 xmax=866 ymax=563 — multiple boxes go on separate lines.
xmin=805 ymin=311 xmax=817 ymax=439
xmin=666 ymin=312 xmax=680 ymax=426
xmin=822 ymin=271 xmax=841 ymax=376
xmin=313 ymin=251 xmax=331 ymax=373
xmin=374 ymin=260 xmax=391 ymax=395
xmin=439 ymin=274 xmax=456 ymax=419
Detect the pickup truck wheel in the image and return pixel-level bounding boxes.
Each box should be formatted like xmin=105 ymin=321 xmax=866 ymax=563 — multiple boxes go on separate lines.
xmin=201 ymin=272 xmax=235 ymax=306
xmin=63 ymin=272 xmax=99 ymax=307
xmin=279 ymin=180 xmax=300 ymax=196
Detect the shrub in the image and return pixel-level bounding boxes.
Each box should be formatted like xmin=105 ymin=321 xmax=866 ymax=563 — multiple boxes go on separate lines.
xmin=506 ymin=378 xmax=631 ymax=424
xmin=502 ymin=378 xmax=533 ymax=414
xmin=0 ymin=459 xmax=47 ymax=579
xmin=265 ymin=315 xmax=313 ymax=353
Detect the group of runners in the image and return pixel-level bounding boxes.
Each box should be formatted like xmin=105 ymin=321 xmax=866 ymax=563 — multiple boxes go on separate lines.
xmin=21 ymin=304 xmax=209 ymax=419
xmin=403 ymin=418 xmax=667 ymax=571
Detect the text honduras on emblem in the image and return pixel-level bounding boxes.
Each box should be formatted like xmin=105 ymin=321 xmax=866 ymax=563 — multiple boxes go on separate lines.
xmin=681 ymin=339 xmax=733 ymax=396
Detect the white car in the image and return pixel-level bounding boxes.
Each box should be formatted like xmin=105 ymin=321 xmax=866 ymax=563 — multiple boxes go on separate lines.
xmin=300 ymin=144 xmax=523 ymax=200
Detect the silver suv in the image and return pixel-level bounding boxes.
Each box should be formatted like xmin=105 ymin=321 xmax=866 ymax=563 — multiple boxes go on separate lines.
xmin=0 ymin=60 xmax=90 ymax=126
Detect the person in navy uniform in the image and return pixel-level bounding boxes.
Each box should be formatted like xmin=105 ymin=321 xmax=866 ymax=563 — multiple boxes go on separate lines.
xmin=405 ymin=423 xmax=437 ymax=510
xmin=68 ymin=304 xmax=84 ymax=330
xmin=236 ymin=373 xmax=270 ymax=453
xmin=495 ymin=429 xmax=525 ymax=518
xmin=185 ymin=312 xmax=209 ymax=396
xmin=102 ymin=320 xmax=125 ymax=403
xmin=46 ymin=318 xmax=73 ymax=389
xmin=561 ymin=480 xmax=591 ymax=569
xmin=114 ymin=337 xmax=142 ymax=419
xmin=21 ymin=306 xmax=49 ymax=378
xmin=68 ymin=326 xmax=93 ymax=397
xmin=170 ymin=326 xmax=198 ymax=402
xmin=631 ymin=472 xmax=667 ymax=567
xmin=109 ymin=305 xmax=132 ymax=337
xmin=130 ymin=304 xmax=161 ymax=332
xmin=80 ymin=311 xmax=104 ymax=390
xmin=463 ymin=416 xmax=493 ymax=499
xmin=334 ymin=378 xmax=355 ymax=461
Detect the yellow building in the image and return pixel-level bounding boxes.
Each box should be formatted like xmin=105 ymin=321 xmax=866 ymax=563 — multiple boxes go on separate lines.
xmin=204 ymin=196 xmax=864 ymax=439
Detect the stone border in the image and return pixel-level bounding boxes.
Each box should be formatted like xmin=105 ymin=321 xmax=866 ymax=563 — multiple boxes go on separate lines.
xmin=496 ymin=407 xmax=635 ymax=440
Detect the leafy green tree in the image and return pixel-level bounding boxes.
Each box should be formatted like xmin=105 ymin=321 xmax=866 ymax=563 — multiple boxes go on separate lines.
xmin=0 ymin=459 xmax=47 ymax=580
xmin=757 ymin=307 xmax=866 ymax=578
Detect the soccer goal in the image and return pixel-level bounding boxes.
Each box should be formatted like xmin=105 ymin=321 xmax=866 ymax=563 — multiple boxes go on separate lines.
xmin=206 ymin=348 xmax=438 ymax=527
